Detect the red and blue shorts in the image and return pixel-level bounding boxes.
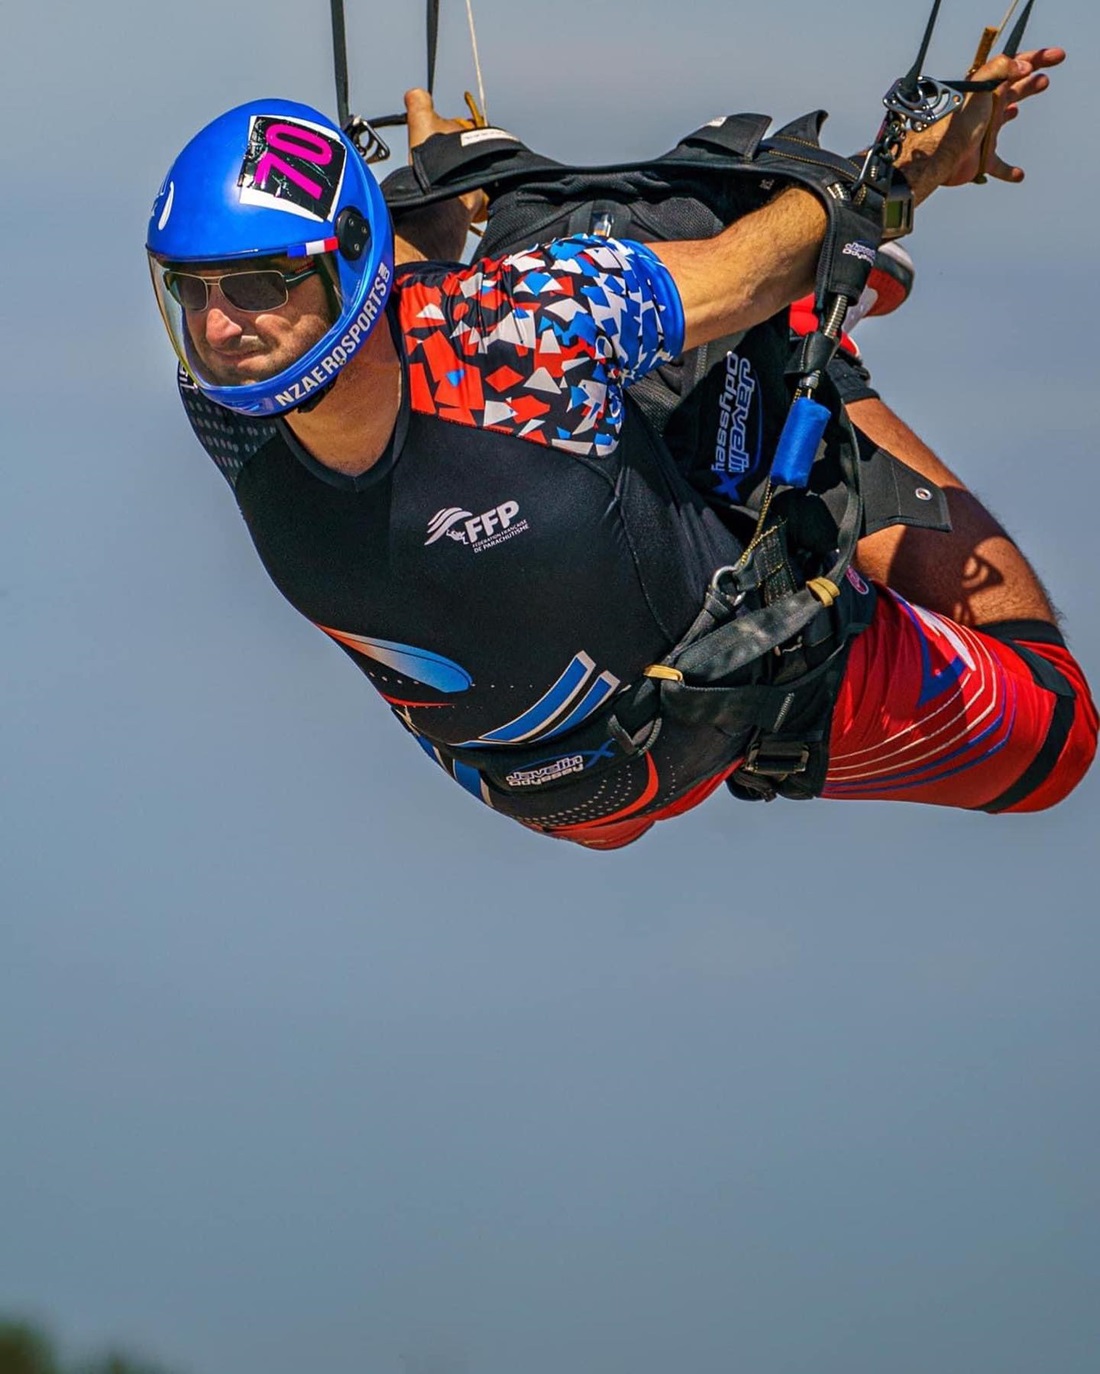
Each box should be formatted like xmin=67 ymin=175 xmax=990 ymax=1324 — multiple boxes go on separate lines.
xmin=554 ymin=586 xmax=1097 ymax=850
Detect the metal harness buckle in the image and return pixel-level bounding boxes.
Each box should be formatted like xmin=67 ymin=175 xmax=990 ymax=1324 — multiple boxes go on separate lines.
xmin=741 ymin=739 xmax=812 ymax=779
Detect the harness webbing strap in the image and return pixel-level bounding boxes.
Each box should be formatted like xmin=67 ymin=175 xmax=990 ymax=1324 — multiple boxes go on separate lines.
xmin=903 ymin=0 xmax=946 ymax=96
xmin=1002 ymin=0 xmax=1036 ymax=57
xmin=409 ymin=129 xmax=555 ymax=193
xmin=330 ymin=0 xmax=352 ymax=130
xmin=679 ymin=114 xmax=773 ymax=160
xmin=659 ymin=434 xmax=863 ymax=692
xmin=386 ymin=120 xmax=865 ymax=216
xmin=427 ymin=0 xmax=441 ymax=94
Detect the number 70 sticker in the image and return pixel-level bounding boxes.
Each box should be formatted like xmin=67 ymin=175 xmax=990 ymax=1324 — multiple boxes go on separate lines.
xmin=238 ymin=115 xmax=347 ymax=224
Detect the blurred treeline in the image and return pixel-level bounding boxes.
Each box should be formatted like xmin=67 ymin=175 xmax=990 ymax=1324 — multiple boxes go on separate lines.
xmin=0 ymin=1320 xmax=183 ymax=1374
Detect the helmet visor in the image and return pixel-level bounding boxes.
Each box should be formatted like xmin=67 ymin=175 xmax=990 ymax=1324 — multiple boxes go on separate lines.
xmin=148 ymin=251 xmax=342 ymax=390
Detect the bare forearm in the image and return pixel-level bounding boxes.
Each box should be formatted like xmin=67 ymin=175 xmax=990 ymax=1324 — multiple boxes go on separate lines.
xmin=653 ymin=188 xmax=827 ymax=352
xmin=849 ymin=397 xmax=1056 ymax=627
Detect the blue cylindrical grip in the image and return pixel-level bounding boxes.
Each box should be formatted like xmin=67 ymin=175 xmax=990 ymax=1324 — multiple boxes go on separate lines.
xmin=770 ymin=397 xmax=830 ymax=489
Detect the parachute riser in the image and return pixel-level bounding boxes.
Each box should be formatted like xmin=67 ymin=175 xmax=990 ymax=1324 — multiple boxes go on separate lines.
xmin=329 ymin=0 xmax=415 ymax=162
xmin=331 ymin=1 xmax=488 ymax=167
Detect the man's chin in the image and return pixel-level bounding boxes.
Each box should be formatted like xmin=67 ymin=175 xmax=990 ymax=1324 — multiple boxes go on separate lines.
xmin=199 ymin=351 xmax=283 ymax=387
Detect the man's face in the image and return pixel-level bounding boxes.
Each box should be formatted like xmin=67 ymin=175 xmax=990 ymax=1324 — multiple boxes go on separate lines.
xmin=181 ymin=258 xmax=335 ymax=386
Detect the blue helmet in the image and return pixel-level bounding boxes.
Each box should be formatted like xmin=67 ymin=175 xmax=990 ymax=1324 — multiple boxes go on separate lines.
xmin=147 ymin=99 xmax=394 ymax=416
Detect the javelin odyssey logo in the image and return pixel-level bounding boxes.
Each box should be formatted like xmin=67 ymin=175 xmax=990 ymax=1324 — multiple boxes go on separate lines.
xmin=842 ymin=240 xmax=876 ymax=266
xmin=712 ymin=351 xmax=760 ymax=500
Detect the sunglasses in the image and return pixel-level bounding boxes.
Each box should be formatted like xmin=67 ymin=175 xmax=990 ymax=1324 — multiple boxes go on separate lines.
xmin=163 ymin=263 xmax=320 ymax=313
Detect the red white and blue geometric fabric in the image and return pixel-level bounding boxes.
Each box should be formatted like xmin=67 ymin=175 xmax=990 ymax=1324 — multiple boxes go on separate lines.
xmin=395 ymin=235 xmax=685 ymax=455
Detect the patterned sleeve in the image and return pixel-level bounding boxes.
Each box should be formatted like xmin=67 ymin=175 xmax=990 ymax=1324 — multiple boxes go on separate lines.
xmin=398 ymin=235 xmax=686 ymax=457
xmin=539 ymin=235 xmax=686 ymax=380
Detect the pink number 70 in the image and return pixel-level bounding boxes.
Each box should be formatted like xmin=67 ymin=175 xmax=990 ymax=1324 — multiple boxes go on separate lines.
xmin=253 ymin=122 xmax=334 ymax=202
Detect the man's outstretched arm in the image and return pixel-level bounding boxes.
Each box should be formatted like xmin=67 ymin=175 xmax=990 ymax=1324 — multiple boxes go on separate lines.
xmin=843 ymin=46 xmax=1064 ymax=631
xmin=815 ymin=46 xmax=1095 ymax=812
xmin=654 ymin=49 xmax=1063 ymax=353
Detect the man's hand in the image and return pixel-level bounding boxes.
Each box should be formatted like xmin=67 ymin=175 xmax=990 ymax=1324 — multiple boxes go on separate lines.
xmin=404 ymin=87 xmax=489 ymax=222
xmin=897 ymin=46 xmax=1065 ymax=203
xmin=404 ymin=86 xmax=472 ymax=146
xmin=393 ymin=88 xmax=490 ymax=265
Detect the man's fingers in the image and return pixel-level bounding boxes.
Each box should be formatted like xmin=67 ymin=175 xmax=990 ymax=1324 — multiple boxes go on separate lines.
xmin=1006 ymin=71 xmax=1051 ymax=105
xmin=988 ymin=152 xmax=1025 ymax=184
xmin=1014 ymin=46 xmax=1066 ymax=72
xmin=404 ymin=88 xmax=434 ymax=134
xmin=405 ymin=88 xmax=453 ymax=163
xmin=991 ymin=47 xmax=1062 ymax=104
xmin=971 ymin=53 xmax=1029 ymax=85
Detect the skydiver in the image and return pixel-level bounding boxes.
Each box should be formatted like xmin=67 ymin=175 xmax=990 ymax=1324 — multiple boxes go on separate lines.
xmin=146 ymin=45 xmax=1096 ymax=849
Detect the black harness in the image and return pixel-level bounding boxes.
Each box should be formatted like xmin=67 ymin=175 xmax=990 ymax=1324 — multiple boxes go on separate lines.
xmin=321 ymin=0 xmax=1033 ymax=806
xmin=365 ymin=110 xmax=955 ymax=803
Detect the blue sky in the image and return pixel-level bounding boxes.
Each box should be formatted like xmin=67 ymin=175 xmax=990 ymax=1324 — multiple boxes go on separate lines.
xmin=2 ymin=2 xmax=1097 ymax=1371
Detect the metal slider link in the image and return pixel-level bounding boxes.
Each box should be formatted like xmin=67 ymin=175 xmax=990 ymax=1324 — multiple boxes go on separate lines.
xmin=344 ymin=115 xmax=394 ymax=164
xmin=709 ymin=565 xmax=751 ymax=599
